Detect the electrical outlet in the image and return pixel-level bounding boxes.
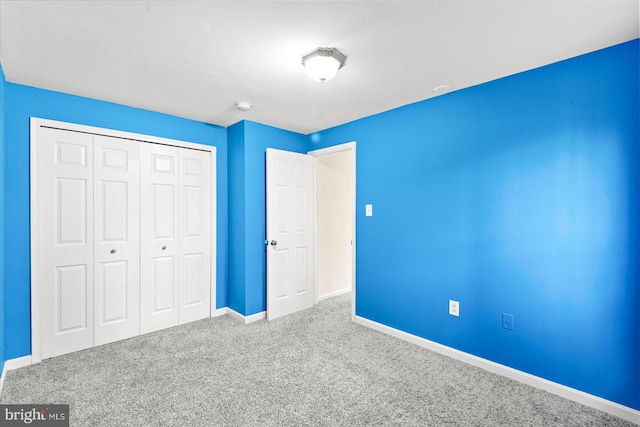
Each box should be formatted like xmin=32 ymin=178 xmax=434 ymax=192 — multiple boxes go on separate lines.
xmin=502 ymin=313 xmax=514 ymax=330
xmin=449 ymin=300 xmax=459 ymax=317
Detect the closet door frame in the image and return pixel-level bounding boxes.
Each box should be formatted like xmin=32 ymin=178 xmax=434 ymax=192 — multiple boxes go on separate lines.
xmin=30 ymin=117 xmax=217 ymax=364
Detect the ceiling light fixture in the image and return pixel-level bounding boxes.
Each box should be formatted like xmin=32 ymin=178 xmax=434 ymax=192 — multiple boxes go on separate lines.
xmin=302 ymin=47 xmax=347 ymax=83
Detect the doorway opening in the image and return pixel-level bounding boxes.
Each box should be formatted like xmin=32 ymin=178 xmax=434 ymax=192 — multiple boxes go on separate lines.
xmin=309 ymin=142 xmax=356 ymax=321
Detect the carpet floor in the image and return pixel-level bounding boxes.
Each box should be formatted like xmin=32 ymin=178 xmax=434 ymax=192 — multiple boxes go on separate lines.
xmin=1 ymin=295 xmax=634 ymax=426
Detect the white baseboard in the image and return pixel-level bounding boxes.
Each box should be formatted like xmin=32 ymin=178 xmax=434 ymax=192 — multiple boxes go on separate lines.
xmin=212 ymin=307 xmax=229 ymax=317
xmin=355 ymin=316 xmax=640 ymax=425
xmin=0 ymin=355 xmax=33 ymax=399
xmin=227 ymin=308 xmax=266 ymax=324
xmin=215 ymin=307 xmax=265 ymax=323
xmin=244 ymin=311 xmax=266 ymax=323
xmin=4 ymin=356 xmax=33 ymax=371
xmin=318 ymin=287 xmax=351 ymax=302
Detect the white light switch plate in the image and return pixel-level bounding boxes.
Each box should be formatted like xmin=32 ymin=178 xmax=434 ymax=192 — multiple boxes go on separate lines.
xmin=365 ymin=204 xmax=373 ymax=216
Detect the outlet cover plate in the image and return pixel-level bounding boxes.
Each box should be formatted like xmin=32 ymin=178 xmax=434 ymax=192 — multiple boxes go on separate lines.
xmin=449 ymin=300 xmax=459 ymax=317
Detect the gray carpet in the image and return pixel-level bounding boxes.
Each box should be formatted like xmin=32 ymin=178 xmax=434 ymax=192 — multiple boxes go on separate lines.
xmin=1 ymin=295 xmax=634 ymax=426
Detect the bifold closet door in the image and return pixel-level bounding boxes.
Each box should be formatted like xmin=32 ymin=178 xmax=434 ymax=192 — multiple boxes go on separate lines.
xmin=140 ymin=144 xmax=181 ymax=333
xmin=178 ymin=149 xmax=211 ymax=324
xmin=93 ymin=136 xmax=141 ymax=346
xmin=39 ymin=128 xmax=95 ymax=359
xmin=36 ymin=123 xmax=214 ymax=358
xmin=140 ymin=144 xmax=212 ymax=333
xmin=38 ymin=130 xmax=142 ymax=358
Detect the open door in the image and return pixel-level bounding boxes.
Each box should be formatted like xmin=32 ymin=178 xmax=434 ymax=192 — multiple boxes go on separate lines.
xmin=266 ymin=148 xmax=315 ymax=320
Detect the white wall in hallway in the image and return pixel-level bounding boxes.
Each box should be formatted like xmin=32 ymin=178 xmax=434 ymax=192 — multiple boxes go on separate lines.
xmin=316 ymin=150 xmax=353 ymax=298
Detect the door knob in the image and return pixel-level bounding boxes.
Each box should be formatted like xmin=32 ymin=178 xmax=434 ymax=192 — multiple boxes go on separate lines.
xmin=162 ymin=245 xmax=167 ymax=250
xmin=110 ymin=249 xmax=116 ymax=254
xmin=270 ymin=240 xmax=277 ymax=246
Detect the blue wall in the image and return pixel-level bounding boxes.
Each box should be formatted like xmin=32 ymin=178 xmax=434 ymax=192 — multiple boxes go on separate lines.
xmin=227 ymin=121 xmax=246 ymax=313
xmin=309 ymin=40 xmax=640 ymax=409
xmin=2 ymin=83 xmax=228 ymax=361
xmin=227 ymin=121 xmax=308 ymax=315
xmin=0 ymin=64 xmax=7 ymax=372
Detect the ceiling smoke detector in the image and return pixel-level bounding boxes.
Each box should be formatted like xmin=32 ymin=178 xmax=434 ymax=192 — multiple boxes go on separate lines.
xmin=236 ymin=101 xmax=251 ymax=111
xmin=433 ymin=85 xmax=451 ymax=95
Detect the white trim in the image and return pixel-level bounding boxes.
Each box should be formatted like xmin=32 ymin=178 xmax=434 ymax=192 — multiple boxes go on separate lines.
xmin=318 ymin=287 xmax=351 ymax=302
xmin=30 ymin=117 xmax=218 ymax=363
xmin=312 ymin=155 xmax=318 ymax=307
xmin=0 ymin=356 xmax=33 ymax=398
xmin=355 ymin=315 xmax=640 ymax=425
xmin=227 ymin=308 xmax=266 ymax=324
xmin=308 ymin=142 xmax=356 ymax=322
xmin=212 ymin=307 xmax=229 ymax=317
xmin=30 ymin=119 xmax=41 ymax=363
xmin=31 ymin=118 xmax=215 ymax=152
xmin=209 ymin=148 xmax=217 ymax=318
xmin=226 ymin=309 xmax=244 ymax=323
xmin=244 ymin=311 xmax=266 ymax=324
xmin=308 ymin=142 xmax=356 ymax=157
xmin=4 ymin=356 xmax=32 ymax=371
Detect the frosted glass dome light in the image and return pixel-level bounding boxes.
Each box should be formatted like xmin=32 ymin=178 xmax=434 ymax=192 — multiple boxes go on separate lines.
xmin=302 ymin=47 xmax=347 ymax=83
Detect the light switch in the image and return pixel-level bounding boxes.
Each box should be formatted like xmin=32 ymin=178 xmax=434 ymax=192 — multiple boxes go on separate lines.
xmin=502 ymin=313 xmax=513 ymax=330
xmin=365 ymin=204 xmax=373 ymax=216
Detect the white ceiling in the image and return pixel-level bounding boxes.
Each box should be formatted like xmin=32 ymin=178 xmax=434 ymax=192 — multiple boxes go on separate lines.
xmin=0 ymin=1 xmax=638 ymax=134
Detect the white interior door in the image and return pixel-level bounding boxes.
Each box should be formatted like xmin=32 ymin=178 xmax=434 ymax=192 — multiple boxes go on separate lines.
xmin=178 ymin=148 xmax=211 ymax=324
xmin=266 ymin=148 xmax=315 ymax=320
xmin=140 ymin=143 xmax=180 ymax=333
xmin=93 ymin=136 xmax=140 ymax=345
xmin=38 ymin=128 xmax=95 ymax=359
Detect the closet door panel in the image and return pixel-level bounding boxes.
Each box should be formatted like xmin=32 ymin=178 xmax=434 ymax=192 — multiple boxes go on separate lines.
xmin=93 ymin=136 xmax=140 ymax=346
xmin=140 ymin=144 xmax=180 ymax=333
xmin=39 ymin=128 xmax=95 ymax=359
xmin=179 ymin=149 xmax=211 ymax=323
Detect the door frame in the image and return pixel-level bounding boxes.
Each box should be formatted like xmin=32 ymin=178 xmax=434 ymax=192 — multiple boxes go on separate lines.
xmin=308 ymin=142 xmax=356 ymax=321
xmin=30 ymin=117 xmax=217 ymax=363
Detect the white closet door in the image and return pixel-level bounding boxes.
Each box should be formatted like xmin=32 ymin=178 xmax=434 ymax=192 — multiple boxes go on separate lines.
xmin=179 ymin=149 xmax=211 ymax=324
xmin=140 ymin=143 xmax=180 ymax=334
xmin=93 ymin=136 xmax=140 ymax=345
xmin=39 ymin=128 xmax=95 ymax=359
